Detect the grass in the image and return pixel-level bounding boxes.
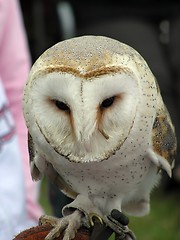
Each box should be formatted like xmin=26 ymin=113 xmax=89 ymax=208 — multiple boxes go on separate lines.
xmin=129 ymin=190 xmax=180 ymax=240
xmin=40 ymin=178 xmax=52 ymax=215
xmin=40 ymin=178 xmax=180 ymax=240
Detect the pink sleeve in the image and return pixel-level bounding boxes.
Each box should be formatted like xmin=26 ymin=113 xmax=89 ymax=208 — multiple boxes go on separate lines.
xmin=0 ymin=0 xmax=43 ymax=220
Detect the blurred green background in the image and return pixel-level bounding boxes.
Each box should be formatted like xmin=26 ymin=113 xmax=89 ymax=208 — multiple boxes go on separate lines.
xmin=40 ymin=178 xmax=180 ymax=240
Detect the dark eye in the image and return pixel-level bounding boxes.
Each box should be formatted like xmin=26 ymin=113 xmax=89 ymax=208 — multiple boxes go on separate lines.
xmin=101 ymin=96 xmax=115 ymax=109
xmin=55 ymin=100 xmax=70 ymax=112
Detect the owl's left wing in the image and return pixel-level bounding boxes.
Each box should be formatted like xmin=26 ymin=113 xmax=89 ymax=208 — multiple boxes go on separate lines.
xmin=148 ymin=106 xmax=177 ymax=177
xmin=28 ymin=132 xmax=77 ymax=199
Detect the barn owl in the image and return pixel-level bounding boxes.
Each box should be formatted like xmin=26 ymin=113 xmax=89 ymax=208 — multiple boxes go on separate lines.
xmin=23 ymin=35 xmax=176 ymax=240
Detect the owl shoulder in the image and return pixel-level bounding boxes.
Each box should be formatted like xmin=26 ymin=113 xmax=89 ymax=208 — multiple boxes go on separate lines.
xmin=28 ymin=132 xmax=77 ymax=199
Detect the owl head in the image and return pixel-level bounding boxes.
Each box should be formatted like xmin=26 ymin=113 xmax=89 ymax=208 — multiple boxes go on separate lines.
xmin=23 ymin=36 xmax=158 ymax=163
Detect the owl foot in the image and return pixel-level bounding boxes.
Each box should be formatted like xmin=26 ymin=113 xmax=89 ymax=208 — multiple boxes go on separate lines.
xmin=89 ymin=210 xmax=136 ymax=240
xmin=39 ymin=210 xmax=82 ymax=240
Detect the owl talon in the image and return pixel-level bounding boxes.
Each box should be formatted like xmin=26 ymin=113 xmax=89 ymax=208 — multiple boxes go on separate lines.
xmin=89 ymin=212 xmax=104 ymax=227
xmin=39 ymin=210 xmax=82 ymax=240
xmin=39 ymin=214 xmax=59 ymax=226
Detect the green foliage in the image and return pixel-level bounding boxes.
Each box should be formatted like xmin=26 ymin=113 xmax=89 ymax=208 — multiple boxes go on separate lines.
xmin=40 ymin=178 xmax=52 ymax=215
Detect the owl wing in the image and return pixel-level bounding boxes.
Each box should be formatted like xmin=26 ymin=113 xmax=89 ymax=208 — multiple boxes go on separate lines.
xmin=149 ymin=106 xmax=177 ymax=177
xmin=28 ymin=132 xmax=77 ymax=199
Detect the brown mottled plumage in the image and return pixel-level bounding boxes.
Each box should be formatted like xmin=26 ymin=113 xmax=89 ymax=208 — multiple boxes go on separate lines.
xmin=152 ymin=110 xmax=176 ymax=166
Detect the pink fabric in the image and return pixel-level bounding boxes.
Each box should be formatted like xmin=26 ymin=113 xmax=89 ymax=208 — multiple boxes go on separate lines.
xmin=0 ymin=0 xmax=42 ymax=220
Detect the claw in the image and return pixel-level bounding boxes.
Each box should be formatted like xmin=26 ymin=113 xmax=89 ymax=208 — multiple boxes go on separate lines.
xmin=89 ymin=213 xmax=104 ymax=227
xmin=39 ymin=215 xmax=59 ymax=227
xmin=39 ymin=210 xmax=82 ymax=240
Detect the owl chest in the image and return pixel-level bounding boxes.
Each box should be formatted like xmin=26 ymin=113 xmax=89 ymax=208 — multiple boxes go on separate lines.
xmin=53 ymin=145 xmax=152 ymax=197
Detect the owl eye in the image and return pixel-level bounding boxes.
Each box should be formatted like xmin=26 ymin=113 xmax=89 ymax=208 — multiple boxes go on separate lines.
xmin=54 ymin=100 xmax=70 ymax=112
xmin=101 ymin=96 xmax=115 ymax=109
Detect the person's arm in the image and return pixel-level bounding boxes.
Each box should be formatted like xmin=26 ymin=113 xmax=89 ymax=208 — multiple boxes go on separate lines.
xmin=0 ymin=0 xmax=42 ymax=221
xmin=0 ymin=78 xmax=27 ymax=239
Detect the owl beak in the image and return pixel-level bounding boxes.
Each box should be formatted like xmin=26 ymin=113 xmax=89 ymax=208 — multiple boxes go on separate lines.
xmin=83 ymin=141 xmax=92 ymax=153
xmin=78 ymin=128 xmax=93 ymax=153
xmin=79 ymin=134 xmax=92 ymax=152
